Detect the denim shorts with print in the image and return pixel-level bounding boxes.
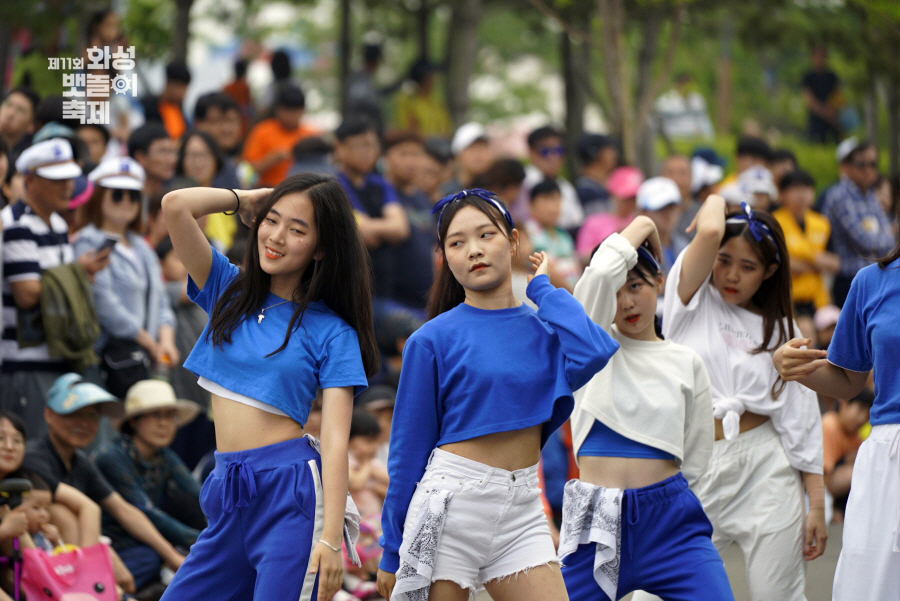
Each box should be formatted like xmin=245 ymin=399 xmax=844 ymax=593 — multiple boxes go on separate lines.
xmin=401 ymin=448 xmax=557 ymax=594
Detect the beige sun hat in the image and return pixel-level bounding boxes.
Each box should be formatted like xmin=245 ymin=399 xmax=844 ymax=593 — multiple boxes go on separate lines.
xmin=119 ymin=380 xmax=200 ymax=428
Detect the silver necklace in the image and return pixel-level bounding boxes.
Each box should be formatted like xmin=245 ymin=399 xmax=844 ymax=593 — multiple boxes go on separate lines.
xmin=257 ymin=299 xmax=292 ymax=323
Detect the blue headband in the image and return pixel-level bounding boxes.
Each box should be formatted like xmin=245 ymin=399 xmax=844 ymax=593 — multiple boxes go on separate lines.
xmin=636 ymin=245 xmax=661 ymax=272
xmin=430 ymin=188 xmax=515 ymax=236
xmin=726 ymin=202 xmax=781 ymax=263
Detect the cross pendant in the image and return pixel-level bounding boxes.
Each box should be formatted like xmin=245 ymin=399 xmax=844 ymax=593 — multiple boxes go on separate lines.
xmin=257 ymin=313 xmax=265 ymax=324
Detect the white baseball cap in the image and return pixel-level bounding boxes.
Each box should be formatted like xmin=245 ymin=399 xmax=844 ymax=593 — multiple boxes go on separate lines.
xmin=637 ymin=177 xmax=682 ymax=211
xmin=836 ymin=136 xmax=859 ymax=163
xmin=450 ymin=122 xmax=488 ymax=156
xmin=88 ymin=157 xmax=146 ymax=191
xmin=15 ymin=138 xmax=82 ymax=180
xmin=738 ymin=165 xmax=777 ymax=199
xmin=690 ymin=157 xmax=724 ymax=194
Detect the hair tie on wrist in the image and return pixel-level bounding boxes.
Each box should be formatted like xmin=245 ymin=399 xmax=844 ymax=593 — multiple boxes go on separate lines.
xmin=223 ymin=189 xmax=240 ymax=216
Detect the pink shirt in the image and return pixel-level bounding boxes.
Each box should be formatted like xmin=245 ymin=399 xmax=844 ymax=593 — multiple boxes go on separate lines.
xmin=576 ymin=213 xmax=635 ymax=257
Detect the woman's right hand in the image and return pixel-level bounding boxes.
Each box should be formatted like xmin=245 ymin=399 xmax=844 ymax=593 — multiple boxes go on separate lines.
xmin=773 ymin=338 xmax=828 ymax=381
xmin=621 ymin=215 xmax=661 ymax=262
xmin=237 ymin=188 xmax=274 ymax=228
xmin=376 ymin=568 xmax=396 ymax=600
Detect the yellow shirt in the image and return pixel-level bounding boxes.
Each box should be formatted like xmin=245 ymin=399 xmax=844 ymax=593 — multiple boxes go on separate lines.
xmin=393 ymin=91 xmax=452 ymax=138
xmin=773 ymin=207 xmax=831 ymax=307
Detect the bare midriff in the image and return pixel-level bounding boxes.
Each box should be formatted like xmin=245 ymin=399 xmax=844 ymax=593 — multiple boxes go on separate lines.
xmin=714 ymin=410 xmax=770 ymax=441
xmin=212 ymin=394 xmax=305 ymax=452
xmin=439 ymin=425 xmax=543 ymax=472
xmin=578 ymin=456 xmax=680 ymax=490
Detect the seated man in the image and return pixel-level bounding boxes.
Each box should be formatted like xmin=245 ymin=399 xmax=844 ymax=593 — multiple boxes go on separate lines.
xmin=23 ymin=374 xmax=185 ymax=591
xmin=822 ymin=389 xmax=874 ymax=521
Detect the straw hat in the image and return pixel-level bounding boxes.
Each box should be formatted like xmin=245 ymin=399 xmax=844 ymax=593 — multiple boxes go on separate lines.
xmin=120 ymin=380 xmax=200 ymax=428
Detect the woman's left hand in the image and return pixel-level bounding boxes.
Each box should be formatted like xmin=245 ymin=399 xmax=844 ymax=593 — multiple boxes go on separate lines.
xmin=310 ymin=541 xmax=343 ymax=601
xmin=528 ymin=251 xmax=550 ymax=283
xmin=803 ymin=507 xmax=828 ymax=561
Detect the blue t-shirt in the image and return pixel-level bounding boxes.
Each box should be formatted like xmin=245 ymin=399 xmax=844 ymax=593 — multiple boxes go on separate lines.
xmin=379 ymin=275 xmax=619 ymax=572
xmin=183 ymin=247 xmax=368 ymax=426
xmin=828 ymin=258 xmax=900 ymax=426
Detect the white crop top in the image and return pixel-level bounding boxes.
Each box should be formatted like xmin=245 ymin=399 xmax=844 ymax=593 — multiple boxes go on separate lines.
xmin=197 ymin=376 xmax=289 ymax=417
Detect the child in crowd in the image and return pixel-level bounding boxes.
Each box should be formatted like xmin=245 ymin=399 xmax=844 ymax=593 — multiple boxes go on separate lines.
xmin=773 ymin=170 xmax=840 ymax=340
xmin=377 ymin=189 xmax=617 ymax=601
xmin=526 ymin=179 xmax=581 ymax=290
xmin=821 ymin=390 xmax=873 ymax=522
xmin=576 ymin=166 xmax=643 ymax=260
xmin=358 ymin=386 xmax=396 ymax=465
xmin=348 ymin=409 xmax=389 ymax=520
xmin=19 ymin=472 xmax=62 ymax=552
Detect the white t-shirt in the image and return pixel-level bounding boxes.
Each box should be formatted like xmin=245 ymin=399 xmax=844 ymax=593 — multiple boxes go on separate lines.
xmin=572 ymin=233 xmax=713 ymax=487
xmin=663 ymin=249 xmax=823 ymax=474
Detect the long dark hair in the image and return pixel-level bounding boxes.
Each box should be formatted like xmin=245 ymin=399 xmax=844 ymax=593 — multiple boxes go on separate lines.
xmin=720 ymin=210 xmax=793 ymax=397
xmin=206 ymin=174 xmax=380 ymax=376
xmin=426 ymin=195 xmax=516 ymax=319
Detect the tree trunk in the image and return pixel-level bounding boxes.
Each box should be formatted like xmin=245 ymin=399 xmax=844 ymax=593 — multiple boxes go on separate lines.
xmin=339 ymin=0 xmax=352 ymax=118
xmin=0 ymin=25 xmax=10 ymax=99
xmin=562 ymin=31 xmax=587 ymax=176
xmin=715 ymin=19 xmax=734 ymax=135
xmin=173 ymin=0 xmax=193 ymax=63
xmin=597 ymin=0 xmax=630 ymax=160
xmin=417 ymin=1 xmax=430 ymax=60
xmin=887 ymin=75 xmax=900 ymax=177
xmin=444 ymin=0 xmax=481 ymax=128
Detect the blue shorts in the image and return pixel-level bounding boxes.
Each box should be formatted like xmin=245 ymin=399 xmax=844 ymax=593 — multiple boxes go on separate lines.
xmin=161 ymin=437 xmax=323 ymax=601
xmin=561 ymin=473 xmax=734 ymax=601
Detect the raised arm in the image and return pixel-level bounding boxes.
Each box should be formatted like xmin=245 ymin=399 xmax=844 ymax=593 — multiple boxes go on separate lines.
xmin=161 ymin=187 xmax=271 ymax=290
xmin=677 ymin=194 xmax=726 ymax=306
xmin=528 ymin=253 xmax=619 ymax=392
xmin=573 ymin=217 xmax=658 ymax=330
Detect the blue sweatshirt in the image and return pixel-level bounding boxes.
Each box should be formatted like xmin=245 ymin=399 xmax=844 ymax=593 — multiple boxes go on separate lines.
xmin=379 ymin=274 xmax=619 ymax=572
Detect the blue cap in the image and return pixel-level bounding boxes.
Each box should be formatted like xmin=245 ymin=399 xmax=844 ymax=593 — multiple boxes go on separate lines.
xmin=47 ymin=373 xmax=124 ymax=417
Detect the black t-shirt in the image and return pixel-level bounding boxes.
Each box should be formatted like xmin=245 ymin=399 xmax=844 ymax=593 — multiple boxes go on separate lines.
xmin=801 ymin=70 xmax=840 ymax=139
xmin=23 ymin=436 xmax=115 ymax=504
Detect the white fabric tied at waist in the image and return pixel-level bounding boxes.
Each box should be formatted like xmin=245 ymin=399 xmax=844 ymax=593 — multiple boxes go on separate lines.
xmin=304 ymin=434 xmax=362 ymax=566
xmin=557 ymin=479 xmax=624 ymax=601
xmin=713 ymin=397 xmax=746 ymax=440
xmin=392 ymin=489 xmax=453 ymax=601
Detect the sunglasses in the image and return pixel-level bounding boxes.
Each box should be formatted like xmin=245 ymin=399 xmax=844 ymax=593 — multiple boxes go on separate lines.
xmin=538 ymin=146 xmax=566 ymax=158
xmin=853 ymin=160 xmax=878 ymax=169
xmin=111 ymin=189 xmax=142 ymax=203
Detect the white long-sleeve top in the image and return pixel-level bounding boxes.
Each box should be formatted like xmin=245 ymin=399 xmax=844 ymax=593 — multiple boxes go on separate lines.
xmin=662 ymin=249 xmax=824 ymax=475
xmin=572 ymin=233 xmax=714 ymax=487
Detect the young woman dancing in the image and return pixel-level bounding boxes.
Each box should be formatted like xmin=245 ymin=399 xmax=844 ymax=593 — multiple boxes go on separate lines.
xmin=376 ymin=189 xmax=619 ymax=601
xmin=775 ymin=236 xmax=900 ymax=600
xmin=635 ymin=196 xmax=826 ymax=601
xmin=160 ymin=174 xmax=378 ymax=601
xmin=560 ymin=216 xmax=733 ymax=601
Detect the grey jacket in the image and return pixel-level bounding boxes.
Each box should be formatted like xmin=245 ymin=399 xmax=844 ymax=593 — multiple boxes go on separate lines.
xmin=73 ymin=225 xmax=175 ymax=348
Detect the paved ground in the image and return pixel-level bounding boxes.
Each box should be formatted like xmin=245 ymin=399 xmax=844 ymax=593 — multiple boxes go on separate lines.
xmin=473 ymin=523 xmax=841 ymax=601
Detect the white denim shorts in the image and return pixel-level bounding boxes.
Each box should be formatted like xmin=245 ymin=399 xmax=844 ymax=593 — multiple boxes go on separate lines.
xmin=398 ymin=448 xmax=557 ymax=597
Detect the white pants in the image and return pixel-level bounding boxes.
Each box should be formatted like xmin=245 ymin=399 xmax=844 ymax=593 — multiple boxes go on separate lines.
xmin=832 ymin=423 xmax=900 ymax=600
xmin=634 ymin=421 xmax=806 ymax=601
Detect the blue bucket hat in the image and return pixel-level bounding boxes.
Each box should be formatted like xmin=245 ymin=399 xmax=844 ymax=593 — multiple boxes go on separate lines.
xmin=47 ymin=373 xmax=124 ymax=418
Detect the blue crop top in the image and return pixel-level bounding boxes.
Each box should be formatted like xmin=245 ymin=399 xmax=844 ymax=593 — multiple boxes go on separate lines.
xmin=578 ymin=420 xmax=676 ymax=460
xmin=378 ymin=275 xmax=619 ymax=573
xmin=183 ymin=246 xmax=368 ymax=426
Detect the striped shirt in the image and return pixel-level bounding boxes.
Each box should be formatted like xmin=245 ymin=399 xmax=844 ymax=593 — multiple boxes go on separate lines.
xmin=1 ymin=200 xmax=73 ymax=371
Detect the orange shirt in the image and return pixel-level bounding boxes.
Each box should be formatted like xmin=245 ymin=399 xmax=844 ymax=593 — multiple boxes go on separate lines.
xmin=821 ymin=411 xmax=863 ymax=474
xmin=242 ymin=118 xmax=318 ymax=186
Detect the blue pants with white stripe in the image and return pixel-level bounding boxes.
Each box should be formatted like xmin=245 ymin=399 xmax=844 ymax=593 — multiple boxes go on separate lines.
xmin=161 ymin=437 xmax=323 ymax=601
